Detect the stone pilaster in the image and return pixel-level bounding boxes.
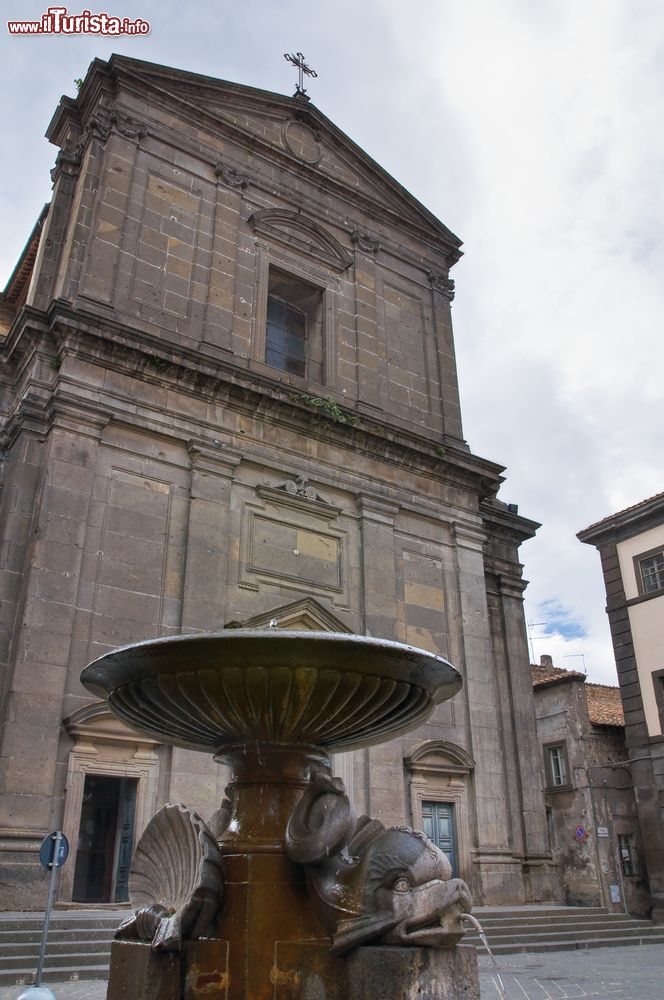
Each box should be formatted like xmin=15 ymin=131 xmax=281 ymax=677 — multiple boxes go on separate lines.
xmin=492 ymin=570 xmax=557 ymax=899
xmin=354 ymin=255 xmax=387 ymax=413
xmin=453 ymin=522 xmax=519 ymax=902
xmin=429 ymin=274 xmax=464 ymax=443
xmin=356 ymin=496 xmax=404 ymax=827
xmin=171 ymin=443 xmax=241 ymax=812
xmin=209 ymin=180 xmax=245 ymax=352
xmin=0 ymin=427 xmax=47 ymax=719
xmin=32 ymin=120 xmax=87 ymax=310
xmin=0 ymin=405 xmax=109 ymax=906
xmin=180 ymin=442 xmax=242 ymax=632
xmin=357 ymin=496 xmax=399 ymax=641
xmin=498 ymin=572 xmax=549 ymax=849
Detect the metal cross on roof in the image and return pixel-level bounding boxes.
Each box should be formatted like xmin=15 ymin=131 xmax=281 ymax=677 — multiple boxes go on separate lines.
xmin=284 ymin=51 xmax=318 ymax=97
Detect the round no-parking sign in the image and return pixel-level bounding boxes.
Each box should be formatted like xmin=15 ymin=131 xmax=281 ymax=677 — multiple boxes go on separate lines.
xmin=38 ymin=831 xmax=69 ymax=870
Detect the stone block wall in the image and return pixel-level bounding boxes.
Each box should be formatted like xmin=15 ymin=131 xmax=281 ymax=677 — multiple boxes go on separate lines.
xmin=0 ymin=55 xmax=559 ymax=909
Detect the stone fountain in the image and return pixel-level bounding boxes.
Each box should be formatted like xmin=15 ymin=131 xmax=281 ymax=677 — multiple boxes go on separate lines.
xmin=81 ymin=630 xmax=480 ymax=999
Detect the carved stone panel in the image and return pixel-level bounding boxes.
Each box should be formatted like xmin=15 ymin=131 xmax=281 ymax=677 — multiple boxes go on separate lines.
xmin=238 ymin=489 xmax=349 ymax=606
xmin=247 ymin=513 xmax=341 ymax=591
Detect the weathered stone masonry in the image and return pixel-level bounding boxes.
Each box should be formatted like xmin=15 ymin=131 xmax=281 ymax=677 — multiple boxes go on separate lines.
xmin=0 ymin=55 xmax=560 ymax=909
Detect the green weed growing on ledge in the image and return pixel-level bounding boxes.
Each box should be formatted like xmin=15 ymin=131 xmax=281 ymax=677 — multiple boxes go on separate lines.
xmin=288 ymin=393 xmax=359 ymax=426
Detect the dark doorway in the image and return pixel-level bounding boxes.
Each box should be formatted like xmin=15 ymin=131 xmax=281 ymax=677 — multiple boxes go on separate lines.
xmin=72 ymin=775 xmax=137 ymax=903
xmin=422 ymin=801 xmax=458 ymax=877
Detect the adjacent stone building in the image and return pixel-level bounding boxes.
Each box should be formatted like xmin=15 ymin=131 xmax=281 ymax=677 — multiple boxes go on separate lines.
xmin=532 ymin=656 xmax=650 ymax=915
xmin=579 ymin=493 xmax=664 ymax=921
xmin=0 ymin=55 xmax=559 ymax=909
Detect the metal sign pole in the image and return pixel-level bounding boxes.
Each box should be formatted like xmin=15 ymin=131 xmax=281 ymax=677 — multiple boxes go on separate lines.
xmin=15 ymin=831 xmax=68 ymax=999
xmin=35 ymin=831 xmax=62 ymax=988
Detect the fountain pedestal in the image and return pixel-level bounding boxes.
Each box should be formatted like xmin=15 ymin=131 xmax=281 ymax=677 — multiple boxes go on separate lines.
xmin=83 ymin=631 xmax=480 ymax=1000
xmin=211 ymin=742 xmax=338 ymax=1000
xmin=107 ymin=940 xmax=479 ymax=1000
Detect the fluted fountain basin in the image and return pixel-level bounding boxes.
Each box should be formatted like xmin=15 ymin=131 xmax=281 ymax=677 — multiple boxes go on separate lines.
xmin=81 ymin=630 xmax=461 ymax=753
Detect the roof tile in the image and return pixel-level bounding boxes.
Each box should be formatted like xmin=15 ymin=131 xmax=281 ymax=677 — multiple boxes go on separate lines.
xmin=531 ymin=665 xmax=624 ymax=727
xmin=586 ymin=683 xmax=624 ymax=727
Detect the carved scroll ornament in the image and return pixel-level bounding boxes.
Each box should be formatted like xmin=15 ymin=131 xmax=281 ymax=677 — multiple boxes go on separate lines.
xmin=351 ymin=229 xmax=381 ymax=255
xmin=428 ymin=271 xmax=455 ymax=301
xmin=51 ymin=106 xmax=148 ymax=181
xmin=214 ymin=161 xmax=249 ymax=189
xmin=286 ymin=764 xmax=472 ymax=955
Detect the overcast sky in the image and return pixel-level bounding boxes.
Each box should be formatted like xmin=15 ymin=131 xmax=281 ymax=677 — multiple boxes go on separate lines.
xmin=2 ymin=1 xmax=662 ymax=684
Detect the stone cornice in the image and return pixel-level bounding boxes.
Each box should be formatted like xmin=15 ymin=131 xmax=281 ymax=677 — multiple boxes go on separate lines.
xmin=480 ymin=498 xmax=540 ymax=545
xmin=355 ymin=496 xmax=401 ymax=524
xmin=0 ymin=389 xmax=112 ymax=452
xmin=47 ymin=392 xmax=113 ymax=434
xmin=1 ymin=302 xmax=506 ymax=503
xmin=0 ymin=396 xmax=50 ymax=446
xmin=485 ymin=570 xmax=529 ymax=600
xmin=188 ymin=440 xmax=242 ymax=478
xmin=452 ymin=522 xmax=487 ymax=552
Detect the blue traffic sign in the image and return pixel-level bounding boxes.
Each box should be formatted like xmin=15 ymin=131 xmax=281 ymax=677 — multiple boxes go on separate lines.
xmin=39 ymin=831 xmax=69 ymax=870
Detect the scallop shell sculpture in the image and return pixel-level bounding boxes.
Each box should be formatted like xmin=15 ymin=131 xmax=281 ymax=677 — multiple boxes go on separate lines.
xmin=119 ymin=803 xmax=224 ymax=951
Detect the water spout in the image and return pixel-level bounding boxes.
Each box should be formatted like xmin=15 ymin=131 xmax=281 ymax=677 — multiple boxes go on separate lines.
xmin=462 ymin=913 xmax=507 ymax=1000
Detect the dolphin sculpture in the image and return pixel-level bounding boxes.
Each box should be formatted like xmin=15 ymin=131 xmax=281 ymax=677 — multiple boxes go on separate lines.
xmin=286 ymin=764 xmax=472 ymax=955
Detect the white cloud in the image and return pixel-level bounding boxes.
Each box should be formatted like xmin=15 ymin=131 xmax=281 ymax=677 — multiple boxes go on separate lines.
xmin=399 ymin=0 xmax=664 ymax=683
xmin=2 ymin=0 xmax=662 ymax=686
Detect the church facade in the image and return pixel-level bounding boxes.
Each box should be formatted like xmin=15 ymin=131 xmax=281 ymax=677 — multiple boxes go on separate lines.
xmin=0 ymin=56 xmax=559 ymax=909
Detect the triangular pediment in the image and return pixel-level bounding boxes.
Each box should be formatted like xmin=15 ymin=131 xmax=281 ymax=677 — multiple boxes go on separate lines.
xmin=64 ymin=701 xmax=160 ymax=746
xmin=72 ymin=56 xmax=462 ymax=259
xmin=405 ymin=740 xmax=474 ymax=774
xmin=226 ymin=597 xmax=352 ymax=633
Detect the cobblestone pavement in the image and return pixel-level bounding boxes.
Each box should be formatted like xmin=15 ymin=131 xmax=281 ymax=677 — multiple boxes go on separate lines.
xmin=478 ymin=944 xmax=664 ymax=999
xmin=1 ymin=944 xmax=663 ymax=999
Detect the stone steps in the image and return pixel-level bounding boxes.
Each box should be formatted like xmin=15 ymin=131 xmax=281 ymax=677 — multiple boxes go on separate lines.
xmin=0 ymin=926 xmax=117 ymax=938
xmin=1 ymin=905 xmax=662 ymax=985
xmin=465 ymin=904 xmax=664 ymax=955
xmin=0 ymin=911 xmax=124 ymax=987
xmin=0 ymin=941 xmax=113 ymax=966
xmin=2 ymin=963 xmax=110 ymax=987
